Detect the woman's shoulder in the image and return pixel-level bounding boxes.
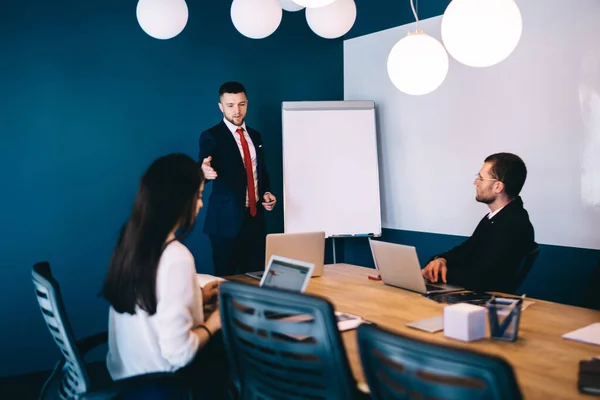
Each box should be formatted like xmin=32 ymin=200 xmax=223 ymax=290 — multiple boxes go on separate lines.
xmin=161 ymin=240 xmax=194 ymax=265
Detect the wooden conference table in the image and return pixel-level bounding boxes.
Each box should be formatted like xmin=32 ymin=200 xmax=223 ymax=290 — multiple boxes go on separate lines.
xmin=226 ymin=263 xmax=600 ymax=399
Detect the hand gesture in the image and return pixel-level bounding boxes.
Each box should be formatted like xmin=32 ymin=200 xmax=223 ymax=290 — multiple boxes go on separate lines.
xmin=262 ymin=192 xmax=277 ymax=211
xmin=201 ymin=156 xmax=218 ymax=180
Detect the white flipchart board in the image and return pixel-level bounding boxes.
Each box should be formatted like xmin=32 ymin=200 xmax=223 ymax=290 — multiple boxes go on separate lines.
xmin=282 ymin=101 xmax=382 ymax=238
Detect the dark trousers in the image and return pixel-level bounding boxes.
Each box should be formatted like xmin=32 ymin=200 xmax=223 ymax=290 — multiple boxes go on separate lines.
xmin=176 ymin=331 xmax=231 ymax=400
xmin=123 ymin=332 xmax=231 ymax=400
xmin=210 ymin=209 xmax=266 ymax=277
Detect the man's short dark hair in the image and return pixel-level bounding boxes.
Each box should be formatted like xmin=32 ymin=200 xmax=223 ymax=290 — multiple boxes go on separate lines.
xmin=219 ymin=81 xmax=247 ymax=98
xmin=485 ymin=152 xmax=527 ymax=199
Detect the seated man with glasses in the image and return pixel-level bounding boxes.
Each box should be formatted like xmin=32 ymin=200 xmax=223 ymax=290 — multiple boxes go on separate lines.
xmin=421 ymin=152 xmax=536 ymax=293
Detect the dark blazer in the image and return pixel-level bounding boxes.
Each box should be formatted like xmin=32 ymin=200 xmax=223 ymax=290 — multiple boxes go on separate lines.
xmin=436 ymin=197 xmax=536 ymax=293
xmin=199 ymin=121 xmax=271 ymax=238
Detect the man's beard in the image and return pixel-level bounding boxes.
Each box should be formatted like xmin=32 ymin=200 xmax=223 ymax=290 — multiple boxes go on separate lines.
xmin=227 ymin=115 xmax=244 ymax=126
xmin=476 ymin=193 xmax=495 ymax=204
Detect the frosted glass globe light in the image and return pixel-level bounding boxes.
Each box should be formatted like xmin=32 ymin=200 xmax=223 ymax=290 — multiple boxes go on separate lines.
xmin=441 ymin=0 xmax=523 ymax=67
xmin=306 ymin=0 xmax=356 ymax=39
xmin=231 ymin=0 xmax=283 ymax=39
xmin=387 ymin=32 xmax=449 ymax=96
xmin=281 ymin=0 xmax=304 ymax=12
xmin=293 ymin=0 xmax=336 ymax=8
xmin=136 ymin=0 xmax=189 ymax=40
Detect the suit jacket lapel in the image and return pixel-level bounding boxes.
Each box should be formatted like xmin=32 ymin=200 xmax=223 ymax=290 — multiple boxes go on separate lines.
xmin=246 ymin=128 xmax=260 ymax=147
xmin=218 ymin=121 xmax=245 ymax=172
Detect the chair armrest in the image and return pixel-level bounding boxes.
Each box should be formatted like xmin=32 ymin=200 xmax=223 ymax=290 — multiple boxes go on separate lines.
xmin=77 ymin=331 xmax=108 ymax=355
xmin=38 ymin=358 xmax=66 ymax=400
xmin=81 ymin=372 xmax=190 ymax=400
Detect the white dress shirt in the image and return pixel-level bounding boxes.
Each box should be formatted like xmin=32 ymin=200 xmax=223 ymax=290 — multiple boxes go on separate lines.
xmin=488 ymin=205 xmax=505 ymax=219
xmin=106 ymin=241 xmax=204 ymax=380
xmin=223 ymin=118 xmax=259 ymax=207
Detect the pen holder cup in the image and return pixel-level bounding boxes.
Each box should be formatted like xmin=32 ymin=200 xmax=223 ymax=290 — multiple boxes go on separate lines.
xmin=486 ymin=298 xmax=523 ymax=342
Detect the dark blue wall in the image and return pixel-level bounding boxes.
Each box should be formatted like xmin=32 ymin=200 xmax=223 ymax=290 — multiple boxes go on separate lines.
xmin=0 ymin=0 xmax=342 ymax=376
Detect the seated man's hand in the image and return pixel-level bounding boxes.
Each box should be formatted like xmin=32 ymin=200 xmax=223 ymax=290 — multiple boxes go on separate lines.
xmin=422 ymin=258 xmax=448 ymax=283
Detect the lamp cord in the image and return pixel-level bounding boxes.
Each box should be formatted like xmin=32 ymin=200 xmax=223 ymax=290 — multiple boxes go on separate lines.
xmin=410 ymin=0 xmax=420 ymax=31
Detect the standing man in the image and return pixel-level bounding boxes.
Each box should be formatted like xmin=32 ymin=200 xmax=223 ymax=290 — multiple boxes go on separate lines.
xmin=199 ymin=82 xmax=277 ymax=277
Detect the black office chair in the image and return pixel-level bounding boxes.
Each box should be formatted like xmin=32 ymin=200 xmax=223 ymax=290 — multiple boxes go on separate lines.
xmin=32 ymin=261 xmax=191 ymax=400
xmin=357 ymin=324 xmax=523 ymax=400
xmin=218 ymin=281 xmax=365 ymax=400
xmin=512 ymin=243 xmax=540 ymax=294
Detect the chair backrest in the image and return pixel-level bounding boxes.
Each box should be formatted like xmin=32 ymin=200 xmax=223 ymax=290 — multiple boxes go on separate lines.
xmin=32 ymin=262 xmax=90 ymax=399
xmin=357 ymin=324 xmax=522 ymax=400
xmin=513 ymin=243 xmax=540 ymax=293
xmin=219 ymin=281 xmax=356 ymax=400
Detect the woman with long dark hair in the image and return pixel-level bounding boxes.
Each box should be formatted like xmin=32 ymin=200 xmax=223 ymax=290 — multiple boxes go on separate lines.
xmin=101 ymin=153 xmax=225 ymax=396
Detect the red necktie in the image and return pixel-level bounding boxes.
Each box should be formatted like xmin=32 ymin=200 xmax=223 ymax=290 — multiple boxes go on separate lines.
xmin=236 ymin=128 xmax=257 ymax=217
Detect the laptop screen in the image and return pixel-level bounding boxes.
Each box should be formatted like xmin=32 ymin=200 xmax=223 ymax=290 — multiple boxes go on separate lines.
xmin=260 ymin=257 xmax=312 ymax=292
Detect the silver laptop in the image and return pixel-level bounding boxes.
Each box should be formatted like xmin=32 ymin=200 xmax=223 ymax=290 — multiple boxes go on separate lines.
xmin=259 ymin=255 xmax=364 ymax=332
xmin=369 ymin=239 xmax=463 ymax=295
xmin=246 ymin=231 xmax=325 ymax=280
xmin=259 ymin=255 xmax=315 ymax=292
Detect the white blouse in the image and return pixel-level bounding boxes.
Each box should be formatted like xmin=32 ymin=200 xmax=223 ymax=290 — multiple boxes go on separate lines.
xmin=106 ymin=240 xmax=204 ymax=380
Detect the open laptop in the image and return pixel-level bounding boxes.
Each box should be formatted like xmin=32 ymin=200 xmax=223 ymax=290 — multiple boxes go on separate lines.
xmin=369 ymin=239 xmax=463 ymax=295
xmin=259 ymin=255 xmax=364 ymax=332
xmin=259 ymin=255 xmax=315 ymax=292
xmin=246 ymin=231 xmax=325 ymax=280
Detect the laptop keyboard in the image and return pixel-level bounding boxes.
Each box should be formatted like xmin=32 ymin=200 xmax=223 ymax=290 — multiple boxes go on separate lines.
xmin=426 ymin=283 xmax=443 ymax=291
xmin=245 ymin=271 xmax=264 ymax=280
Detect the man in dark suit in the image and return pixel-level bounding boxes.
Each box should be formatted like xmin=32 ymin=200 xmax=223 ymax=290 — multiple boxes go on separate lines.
xmin=421 ymin=153 xmax=536 ymax=293
xmin=198 ymin=82 xmax=276 ymax=277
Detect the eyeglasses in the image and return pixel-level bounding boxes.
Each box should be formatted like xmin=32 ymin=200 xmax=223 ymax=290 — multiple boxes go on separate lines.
xmin=475 ymin=173 xmax=499 ymax=182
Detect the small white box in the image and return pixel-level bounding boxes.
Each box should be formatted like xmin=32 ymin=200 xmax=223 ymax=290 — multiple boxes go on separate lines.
xmin=443 ymin=303 xmax=486 ymax=342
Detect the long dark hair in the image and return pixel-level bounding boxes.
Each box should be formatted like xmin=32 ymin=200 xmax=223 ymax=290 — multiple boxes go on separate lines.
xmin=102 ymin=153 xmax=204 ymax=315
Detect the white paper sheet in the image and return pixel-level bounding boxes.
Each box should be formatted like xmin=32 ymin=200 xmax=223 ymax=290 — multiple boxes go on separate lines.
xmin=562 ymin=323 xmax=600 ymax=346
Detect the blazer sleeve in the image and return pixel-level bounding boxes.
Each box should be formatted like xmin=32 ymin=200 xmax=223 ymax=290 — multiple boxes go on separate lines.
xmin=198 ymin=130 xmax=217 ymax=165
xmin=261 ymin=157 xmax=271 ymax=195
xmin=434 ymin=216 xmax=487 ymax=269
xmin=436 ymin=238 xmax=473 ymax=269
